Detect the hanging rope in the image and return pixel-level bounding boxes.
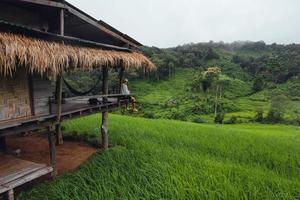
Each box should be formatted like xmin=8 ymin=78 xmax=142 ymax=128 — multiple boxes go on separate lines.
xmin=62 ymin=76 xmax=101 ymax=96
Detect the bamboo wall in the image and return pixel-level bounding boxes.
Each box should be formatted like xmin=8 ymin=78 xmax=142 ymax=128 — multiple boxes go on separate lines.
xmin=0 ymin=71 xmax=31 ymax=121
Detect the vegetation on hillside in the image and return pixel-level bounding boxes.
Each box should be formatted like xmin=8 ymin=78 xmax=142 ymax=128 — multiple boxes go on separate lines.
xmin=115 ymin=41 xmax=300 ymax=125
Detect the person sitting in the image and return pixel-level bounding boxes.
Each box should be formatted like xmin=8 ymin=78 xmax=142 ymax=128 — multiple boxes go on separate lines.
xmin=121 ymin=78 xmax=138 ymax=112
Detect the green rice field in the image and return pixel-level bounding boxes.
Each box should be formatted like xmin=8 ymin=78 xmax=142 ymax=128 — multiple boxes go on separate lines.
xmin=20 ymin=114 xmax=300 ymax=200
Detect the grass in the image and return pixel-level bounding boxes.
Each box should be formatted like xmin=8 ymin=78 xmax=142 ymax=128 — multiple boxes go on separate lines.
xmin=20 ymin=114 xmax=300 ymax=200
xmin=131 ymin=68 xmax=192 ymax=104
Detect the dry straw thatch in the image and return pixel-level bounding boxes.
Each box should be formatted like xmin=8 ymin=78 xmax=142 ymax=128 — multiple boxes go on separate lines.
xmin=0 ymin=32 xmax=155 ymax=77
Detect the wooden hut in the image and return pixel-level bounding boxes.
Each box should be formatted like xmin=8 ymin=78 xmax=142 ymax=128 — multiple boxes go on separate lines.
xmin=0 ymin=0 xmax=154 ymax=199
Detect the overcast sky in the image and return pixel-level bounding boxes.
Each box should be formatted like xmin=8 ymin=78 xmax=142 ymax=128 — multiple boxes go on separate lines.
xmin=68 ymin=0 xmax=300 ymax=48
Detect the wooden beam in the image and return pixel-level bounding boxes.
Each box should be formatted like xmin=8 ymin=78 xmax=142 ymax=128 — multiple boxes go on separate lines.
xmin=47 ymin=127 xmax=57 ymax=177
xmin=4 ymin=0 xmax=139 ymax=47
xmin=66 ymin=7 xmax=138 ymax=48
xmin=6 ymin=0 xmax=67 ymax=8
xmin=101 ymin=66 xmax=109 ymax=150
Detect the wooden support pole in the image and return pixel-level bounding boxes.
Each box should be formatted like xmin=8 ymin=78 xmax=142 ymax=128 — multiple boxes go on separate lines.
xmin=55 ymin=7 xmax=65 ymax=145
xmin=7 ymin=189 xmax=14 ymax=200
xmin=47 ymin=126 xmax=57 ymax=177
xmin=101 ymin=66 xmax=109 ymax=150
xmin=0 ymin=136 xmax=6 ymax=152
xmin=60 ymin=8 xmax=65 ymax=36
xmin=118 ymin=66 xmax=125 ymax=94
xmin=55 ymin=76 xmax=63 ymax=145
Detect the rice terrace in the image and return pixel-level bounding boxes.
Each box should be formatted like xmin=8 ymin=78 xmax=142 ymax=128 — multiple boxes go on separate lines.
xmin=0 ymin=0 xmax=300 ymax=200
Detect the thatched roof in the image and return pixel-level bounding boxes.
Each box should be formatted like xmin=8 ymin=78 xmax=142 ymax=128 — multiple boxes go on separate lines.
xmin=0 ymin=32 xmax=155 ymax=77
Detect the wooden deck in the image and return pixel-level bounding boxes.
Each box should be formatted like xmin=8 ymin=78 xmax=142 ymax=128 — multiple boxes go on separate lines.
xmin=0 ymin=95 xmax=130 ymax=137
xmin=0 ymin=153 xmax=52 ymax=198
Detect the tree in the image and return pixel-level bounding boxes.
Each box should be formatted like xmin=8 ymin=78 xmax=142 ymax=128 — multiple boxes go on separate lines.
xmin=202 ymin=67 xmax=222 ymax=118
xmin=267 ymin=95 xmax=290 ymax=123
xmin=252 ymin=76 xmax=264 ymax=92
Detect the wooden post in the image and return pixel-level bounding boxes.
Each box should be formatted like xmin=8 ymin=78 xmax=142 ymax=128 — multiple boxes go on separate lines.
xmin=7 ymin=189 xmax=14 ymax=200
xmin=48 ymin=126 xmax=57 ymax=176
xmin=55 ymin=7 xmax=65 ymax=145
xmin=101 ymin=66 xmax=109 ymax=150
xmin=55 ymin=76 xmax=63 ymax=145
xmin=118 ymin=66 xmax=125 ymax=94
xmin=0 ymin=136 xmax=6 ymax=152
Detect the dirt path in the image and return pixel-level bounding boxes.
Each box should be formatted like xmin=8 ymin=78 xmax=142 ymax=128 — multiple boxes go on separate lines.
xmin=6 ymin=133 xmax=97 ymax=175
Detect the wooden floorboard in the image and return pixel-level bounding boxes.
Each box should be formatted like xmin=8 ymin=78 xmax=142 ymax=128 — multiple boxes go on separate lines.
xmin=0 ymin=153 xmax=52 ymax=194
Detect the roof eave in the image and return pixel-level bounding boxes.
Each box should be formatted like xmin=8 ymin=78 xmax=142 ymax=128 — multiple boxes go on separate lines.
xmin=0 ymin=20 xmax=133 ymax=52
xmin=3 ymin=0 xmax=143 ymax=47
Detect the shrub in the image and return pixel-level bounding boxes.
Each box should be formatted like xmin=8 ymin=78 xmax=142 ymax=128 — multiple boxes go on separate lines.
xmin=143 ymin=112 xmax=156 ymax=119
xmin=169 ymin=108 xmax=187 ymax=121
xmin=252 ymin=76 xmax=264 ymax=92
xmin=254 ymin=108 xmax=264 ymax=122
xmin=192 ymin=101 xmax=213 ymax=114
xmin=290 ymin=110 xmax=300 ymax=126
xmin=267 ymin=110 xmax=284 ymax=123
xmin=220 ymin=99 xmax=240 ymax=113
xmin=266 ymin=95 xmax=290 ymax=123
xmin=224 ymin=116 xmax=238 ymax=124
xmin=214 ymin=112 xmax=225 ymax=124
xmin=291 ymin=97 xmax=300 ymax=101
xmin=192 ymin=98 xmax=239 ymax=115
xmin=192 ymin=117 xmax=206 ymax=124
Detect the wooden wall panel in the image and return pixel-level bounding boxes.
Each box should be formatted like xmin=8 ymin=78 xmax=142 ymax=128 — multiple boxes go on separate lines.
xmin=32 ymin=76 xmax=53 ymax=116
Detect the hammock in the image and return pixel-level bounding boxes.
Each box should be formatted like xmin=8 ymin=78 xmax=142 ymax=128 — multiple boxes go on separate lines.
xmin=63 ymin=77 xmax=101 ymax=96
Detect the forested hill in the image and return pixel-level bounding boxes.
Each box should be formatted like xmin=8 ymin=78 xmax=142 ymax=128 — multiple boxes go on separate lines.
xmin=121 ymin=41 xmax=300 ymax=125
xmin=140 ymin=41 xmax=300 ymax=87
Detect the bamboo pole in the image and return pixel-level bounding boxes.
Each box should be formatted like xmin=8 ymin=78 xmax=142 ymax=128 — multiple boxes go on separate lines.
xmin=101 ymin=66 xmax=109 ymax=150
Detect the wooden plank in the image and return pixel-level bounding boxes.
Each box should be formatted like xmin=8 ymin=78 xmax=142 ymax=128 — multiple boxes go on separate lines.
xmin=0 ymin=185 xmax=10 ymax=194
xmin=32 ymin=76 xmax=52 ymax=116
xmin=0 ymin=164 xmax=46 ymax=185
xmin=2 ymin=167 xmax=53 ymax=192
xmin=0 ymin=185 xmax=9 ymax=194
xmin=0 ymin=154 xmax=37 ymax=177
xmin=0 ymin=154 xmax=53 ymax=195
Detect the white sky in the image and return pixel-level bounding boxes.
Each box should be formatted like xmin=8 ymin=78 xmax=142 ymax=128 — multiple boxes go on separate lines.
xmin=68 ymin=0 xmax=300 ymax=48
